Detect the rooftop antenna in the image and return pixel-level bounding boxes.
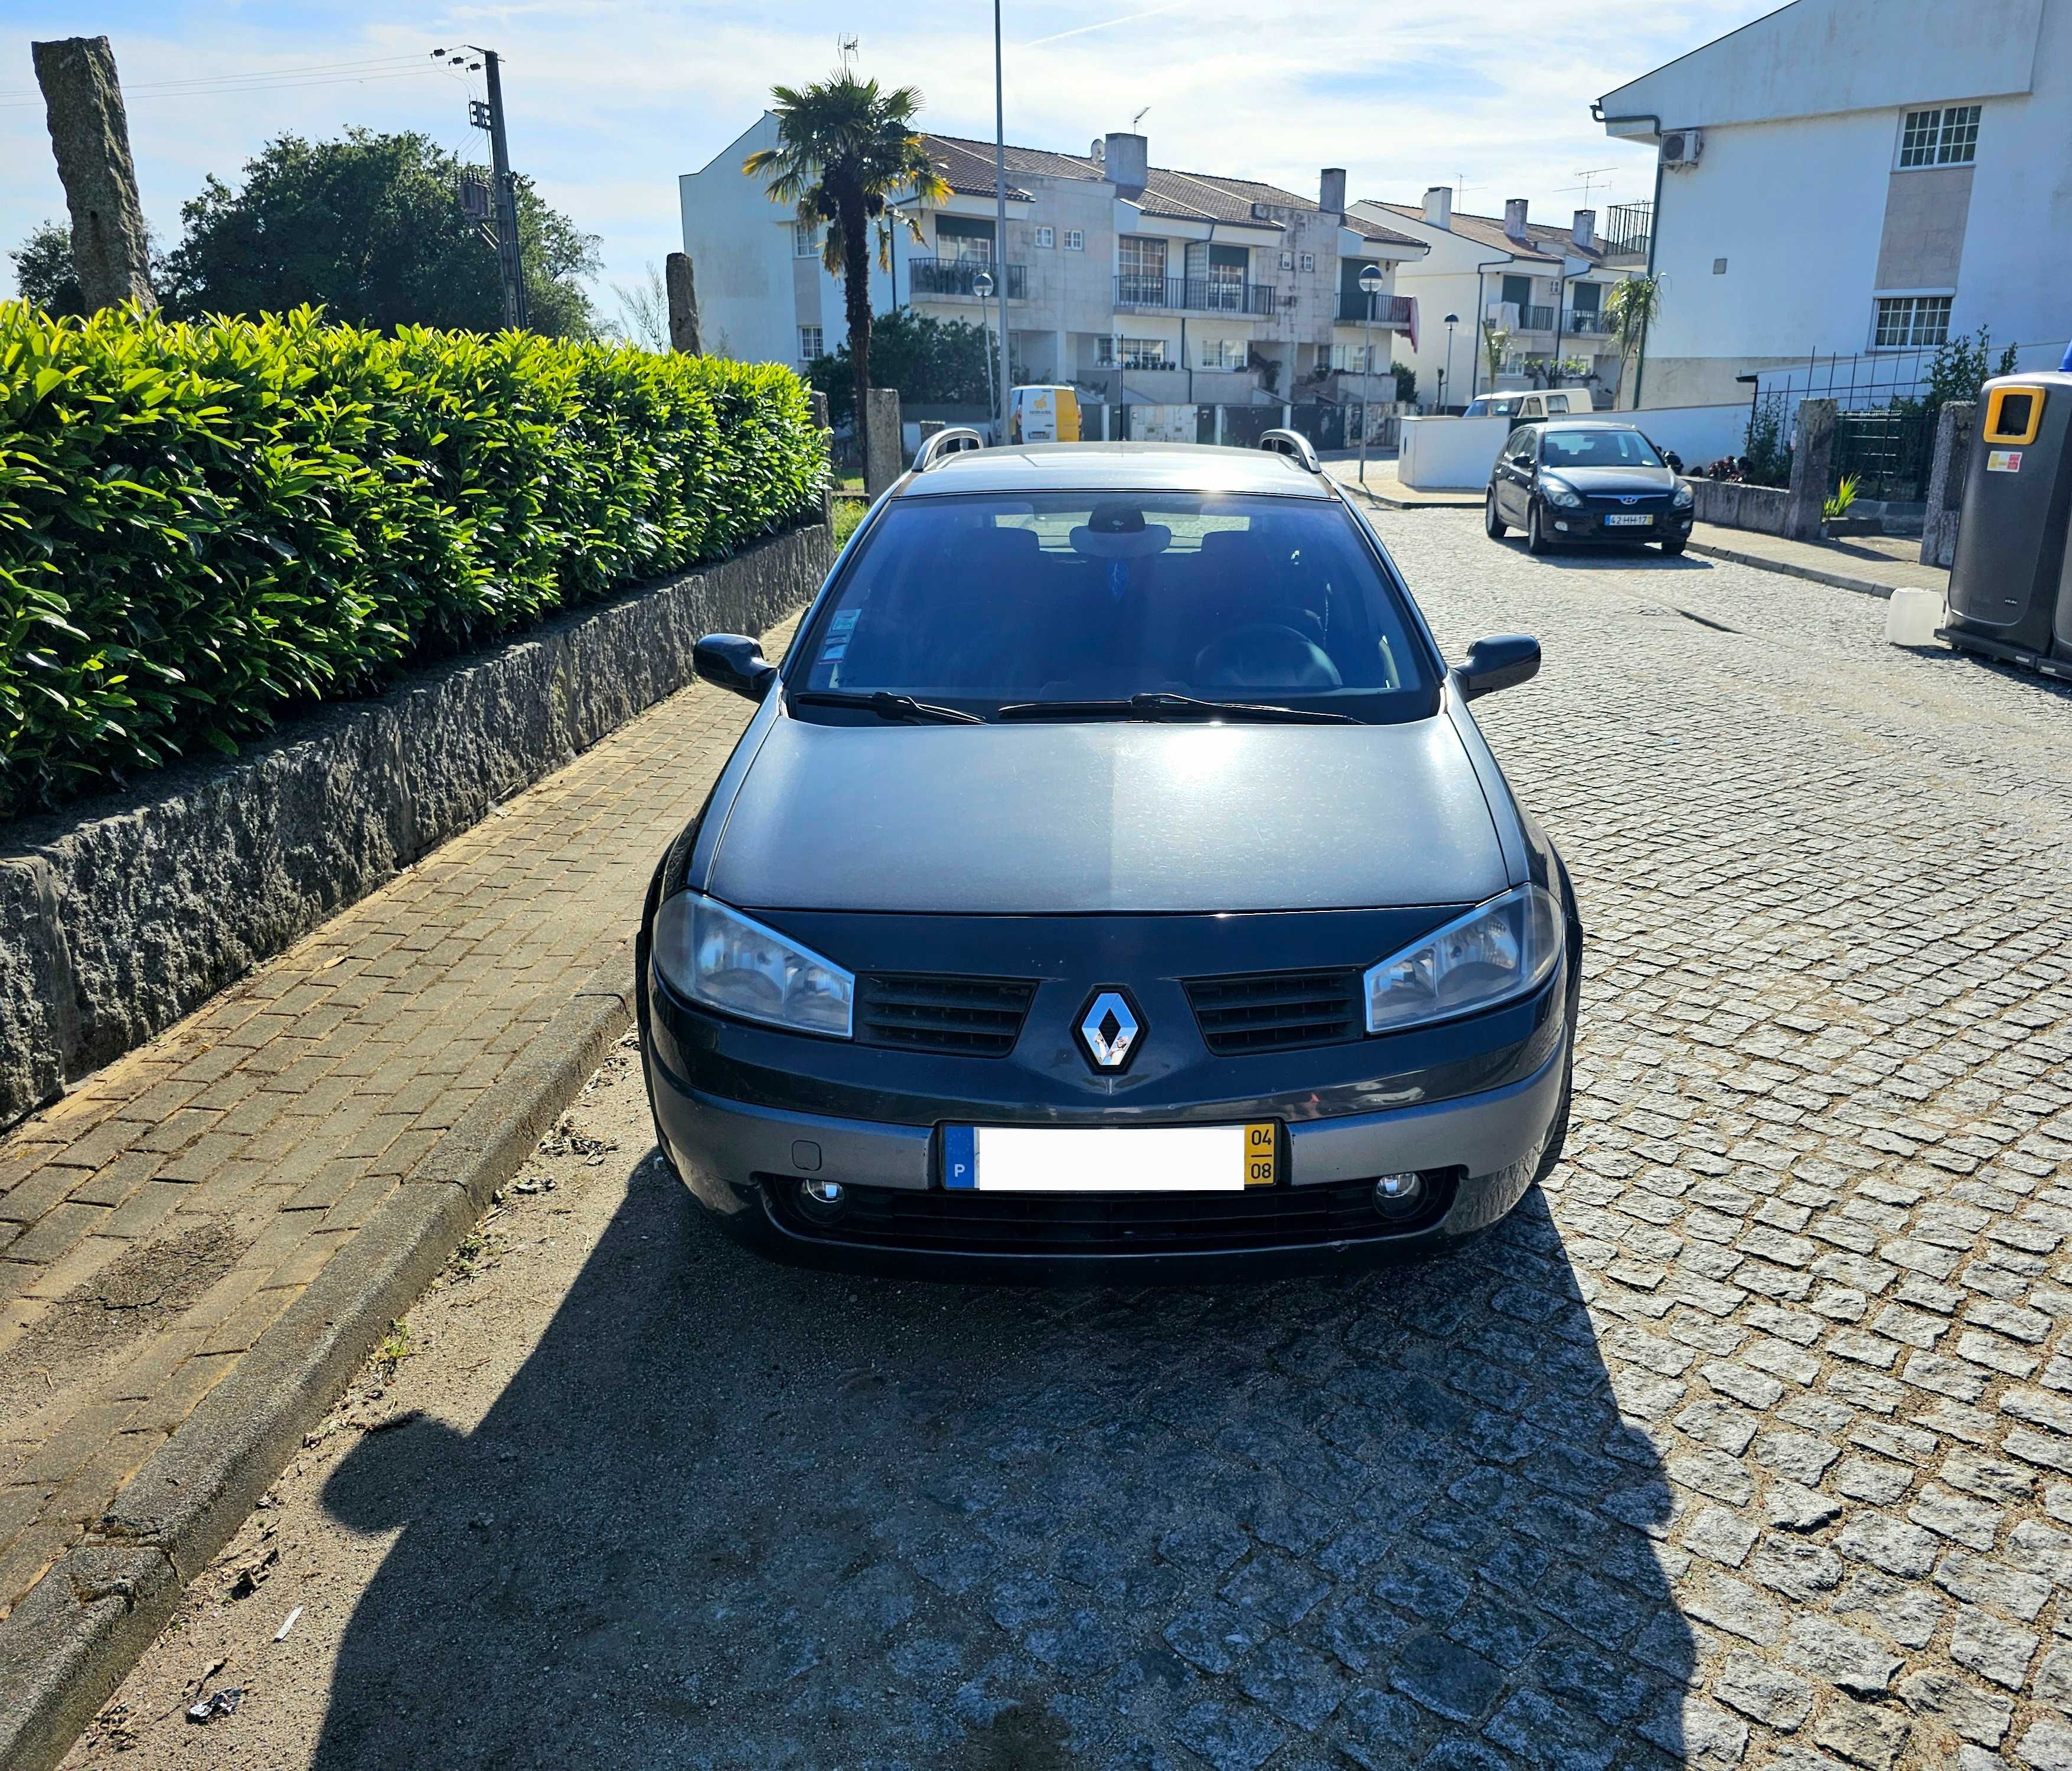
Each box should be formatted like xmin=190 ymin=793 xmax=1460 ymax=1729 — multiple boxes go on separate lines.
xmin=1454 ymin=170 xmax=1478 ymax=207
xmin=837 ymin=35 xmax=859 ymax=71
xmin=1131 ymin=104 xmax=1150 ymax=130
xmin=1562 ymin=166 xmax=1618 ymax=205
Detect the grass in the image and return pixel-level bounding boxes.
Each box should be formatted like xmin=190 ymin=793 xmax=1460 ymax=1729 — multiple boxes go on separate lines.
xmin=372 ymin=1318 xmax=413 ymax=1373
xmin=832 ymin=498 xmax=868 ymax=547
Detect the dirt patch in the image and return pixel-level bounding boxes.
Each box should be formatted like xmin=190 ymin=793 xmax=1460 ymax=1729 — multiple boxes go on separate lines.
xmin=2 ymin=1220 xmax=246 ymax=1421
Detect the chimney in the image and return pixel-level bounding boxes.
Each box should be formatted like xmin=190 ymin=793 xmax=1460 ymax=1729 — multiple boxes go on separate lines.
xmin=1104 ymin=131 xmax=1147 ymax=198
xmin=1422 ymin=185 xmax=1452 ymax=229
xmin=1319 ymin=167 xmax=1347 ymax=214
xmin=1504 ymin=197 xmax=1530 ymax=239
xmin=1572 ymin=208 xmax=1596 ymax=250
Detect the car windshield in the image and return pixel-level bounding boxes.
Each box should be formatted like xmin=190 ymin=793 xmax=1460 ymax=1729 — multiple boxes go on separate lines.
xmin=1469 ymin=398 xmax=1521 ymax=419
xmin=792 ymin=492 xmax=1436 ymax=723
xmin=1541 ymin=427 xmax=1664 ymax=469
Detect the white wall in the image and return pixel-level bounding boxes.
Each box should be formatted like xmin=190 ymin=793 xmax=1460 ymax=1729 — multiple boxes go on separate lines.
xmin=1397 ymin=404 xmax=1751 ymax=488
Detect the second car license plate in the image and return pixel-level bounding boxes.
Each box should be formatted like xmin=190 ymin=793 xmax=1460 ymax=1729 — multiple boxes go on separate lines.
xmin=1604 ymin=512 xmax=1654 ymax=527
xmin=944 ymin=1123 xmax=1277 ymax=1192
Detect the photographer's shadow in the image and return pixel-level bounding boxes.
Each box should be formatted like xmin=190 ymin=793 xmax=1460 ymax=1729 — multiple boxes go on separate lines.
xmin=316 ymin=1157 xmax=1702 ymax=1768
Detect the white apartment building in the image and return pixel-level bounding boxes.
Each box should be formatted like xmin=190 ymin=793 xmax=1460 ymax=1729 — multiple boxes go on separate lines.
xmin=1597 ymin=0 xmax=2072 ymax=408
xmin=680 ymin=120 xmax=1428 ymax=416
xmin=1349 ymin=190 xmax=1639 ymax=410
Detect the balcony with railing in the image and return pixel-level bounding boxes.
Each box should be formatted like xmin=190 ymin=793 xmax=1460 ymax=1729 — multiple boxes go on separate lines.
xmin=1333 ymin=293 xmax=1416 ymax=326
xmin=1561 ymin=308 xmax=1611 ymax=335
xmin=1112 ymin=275 xmax=1275 ymax=315
xmin=1601 ymin=201 xmax=1652 ymax=263
xmin=908 ymin=257 xmax=1027 ymax=300
xmin=1518 ymin=305 xmax=1558 ymax=333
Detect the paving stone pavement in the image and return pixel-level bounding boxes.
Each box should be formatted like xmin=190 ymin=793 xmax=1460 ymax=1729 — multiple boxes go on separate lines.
xmin=0 ymin=612 xmax=805 ymax=1623
xmin=25 ymin=510 xmax=2072 ymax=1771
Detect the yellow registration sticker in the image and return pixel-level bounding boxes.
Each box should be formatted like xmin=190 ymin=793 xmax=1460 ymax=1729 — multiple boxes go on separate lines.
xmin=1244 ymin=1122 xmax=1278 ymax=1187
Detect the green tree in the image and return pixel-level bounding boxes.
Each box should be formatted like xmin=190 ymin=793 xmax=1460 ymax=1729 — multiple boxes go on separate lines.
xmin=744 ymin=72 xmax=949 ymax=471
xmin=805 ymin=306 xmax=1019 ymax=424
xmin=159 ymin=129 xmax=599 ymax=336
xmin=8 ymin=221 xmax=86 ymax=315
xmin=1603 ymin=274 xmax=1660 ymax=404
xmin=1913 ymin=326 xmax=2019 ymax=414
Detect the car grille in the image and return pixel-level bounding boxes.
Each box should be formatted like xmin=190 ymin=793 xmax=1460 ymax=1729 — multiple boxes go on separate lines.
xmin=853 ymin=973 xmax=1036 ymax=1057
xmin=1185 ymin=969 xmax=1364 ymax=1054
xmin=765 ymin=1171 xmax=1460 ymax=1255
xmin=1582 ymin=492 xmax=1670 ymax=509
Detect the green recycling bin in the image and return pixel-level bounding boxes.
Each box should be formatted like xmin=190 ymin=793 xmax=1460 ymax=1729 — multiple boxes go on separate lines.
xmin=1940 ymin=371 xmax=2072 ymax=678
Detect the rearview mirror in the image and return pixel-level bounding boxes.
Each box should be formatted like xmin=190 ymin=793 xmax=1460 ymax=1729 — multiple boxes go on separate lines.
xmin=1451 ymin=635 xmax=1541 ymax=702
xmin=693 ymin=634 xmax=778 ymax=702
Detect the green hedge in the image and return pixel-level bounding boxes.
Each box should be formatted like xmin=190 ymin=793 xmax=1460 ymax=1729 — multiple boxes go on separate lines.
xmin=0 ymin=303 xmax=825 ymax=817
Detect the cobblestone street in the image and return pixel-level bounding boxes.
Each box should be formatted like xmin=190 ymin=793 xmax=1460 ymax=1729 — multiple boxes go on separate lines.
xmin=49 ymin=511 xmax=2072 ymax=1770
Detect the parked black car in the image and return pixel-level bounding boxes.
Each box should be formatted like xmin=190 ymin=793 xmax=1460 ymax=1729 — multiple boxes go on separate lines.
xmin=1486 ymin=420 xmax=1694 ymax=555
xmin=638 ymin=435 xmax=1583 ymax=1282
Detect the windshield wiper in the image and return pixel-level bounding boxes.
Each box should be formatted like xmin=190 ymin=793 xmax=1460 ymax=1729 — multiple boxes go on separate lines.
xmin=789 ymin=690 xmax=983 ymax=725
xmin=996 ymin=691 xmax=1355 ymax=725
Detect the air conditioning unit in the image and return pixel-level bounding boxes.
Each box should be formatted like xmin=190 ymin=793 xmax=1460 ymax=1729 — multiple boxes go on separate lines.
xmin=1660 ymin=128 xmax=1704 ymax=169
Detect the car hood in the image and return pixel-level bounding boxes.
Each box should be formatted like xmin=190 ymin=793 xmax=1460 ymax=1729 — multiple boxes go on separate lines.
xmin=704 ymin=714 xmax=1509 ymax=914
xmin=1548 ymin=465 xmax=1676 ymax=495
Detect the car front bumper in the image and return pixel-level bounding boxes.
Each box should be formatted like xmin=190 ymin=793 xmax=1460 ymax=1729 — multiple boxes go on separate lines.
xmin=1547 ymin=507 xmax=1693 ymax=542
xmin=643 ymin=1001 xmax=1570 ymax=1283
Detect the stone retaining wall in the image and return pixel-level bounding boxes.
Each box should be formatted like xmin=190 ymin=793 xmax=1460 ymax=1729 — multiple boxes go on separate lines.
xmin=1688 ymin=477 xmax=1790 ymax=536
xmin=0 ymin=522 xmax=830 ymax=1128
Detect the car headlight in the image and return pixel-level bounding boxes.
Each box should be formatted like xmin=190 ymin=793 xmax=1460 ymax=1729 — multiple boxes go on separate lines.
xmin=1363 ymin=884 xmax=1562 ymax=1035
xmin=1673 ymin=480 xmax=1694 ymax=508
xmin=1541 ymin=478 xmax=1584 ymax=509
xmin=652 ymin=893 xmax=853 ymax=1037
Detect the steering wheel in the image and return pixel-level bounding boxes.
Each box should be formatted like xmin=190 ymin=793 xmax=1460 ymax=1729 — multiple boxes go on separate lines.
xmin=1193 ymin=623 xmax=1343 ymax=691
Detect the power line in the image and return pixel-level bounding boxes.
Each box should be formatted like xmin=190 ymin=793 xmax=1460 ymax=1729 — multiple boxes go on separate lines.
xmin=0 ymin=66 xmax=444 ymax=108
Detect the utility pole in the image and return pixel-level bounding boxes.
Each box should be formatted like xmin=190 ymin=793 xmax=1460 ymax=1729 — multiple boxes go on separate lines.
xmin=991 ymin=0 xmax=1012 ymax=441
xmin=464 ymin=47 xmax=527 ymax=328
xmin=32 ymin=35 xmax=156 ymax=312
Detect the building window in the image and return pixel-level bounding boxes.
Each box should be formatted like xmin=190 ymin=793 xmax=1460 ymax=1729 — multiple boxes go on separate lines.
xmin=1873 ymin=295 xmax=1953 ymax=348
xmin=1118 ymin=236 xmax=1168 ymax=304
xmin=792 ymin=222 xmax=821 ymax=258
xmin=798 ymin=325 xmax=824 ymax=361
xmin=1195 ymin=338 xmax=1247 ymax=370
xmin=1098 ymin=336 xmax=1169 ymax=370
xmin=1330 ymin=343 xmax=1372 ymax=373
xmin=1299 ymin=252 xmax=1314 ymax=273
xmin=1898 ymin=104 xmax=1980 ymax=168
xmin=1280 ymin=251 xmax=1294 ymax=271
xmin=1034 ymin=225 xmax=1054 ymax=248
xmin=1064 ymin=228 xmax=1085 ymax=251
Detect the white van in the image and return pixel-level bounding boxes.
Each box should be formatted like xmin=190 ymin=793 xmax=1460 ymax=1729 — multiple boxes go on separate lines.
xmin=1462 ymin=390 xmax=1586 ymax=421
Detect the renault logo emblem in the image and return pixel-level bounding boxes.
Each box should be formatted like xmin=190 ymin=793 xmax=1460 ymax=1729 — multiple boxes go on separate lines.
xmin=1078 ymin=989 xmax=1142 ymax=1071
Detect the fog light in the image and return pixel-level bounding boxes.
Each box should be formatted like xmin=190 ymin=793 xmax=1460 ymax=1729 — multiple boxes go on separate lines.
xmin=798 ymin=1177 xmax=847 ymax=1220
xmin=1373 ymin=1172 xmax=1425 ymax=1219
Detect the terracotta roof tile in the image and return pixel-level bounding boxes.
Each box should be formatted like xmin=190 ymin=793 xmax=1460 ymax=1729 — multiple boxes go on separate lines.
xmin=1366 ymin=201 xmax=1608 ymax=266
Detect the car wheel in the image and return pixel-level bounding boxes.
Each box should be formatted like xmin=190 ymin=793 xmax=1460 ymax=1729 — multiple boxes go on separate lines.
xmin=1659 ymin=536 xmax=1688 ymax=556
xmin=1525 ymin=501 xmax=1550 ymax=554
xmin=1532 ymin=1035 xmax=1574 ymax=1185
xmin=1484 ymin=489 xmax=1506 ymax=539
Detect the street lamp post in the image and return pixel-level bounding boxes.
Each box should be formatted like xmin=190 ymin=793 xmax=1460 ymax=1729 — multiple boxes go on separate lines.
xmin=1357 ymin=262 xmax=1385 ymax=485
xmin=1442 ymin=313 xmax=1459 ymax=414
xmin=973 ymin=268 xmax=998 ymax=433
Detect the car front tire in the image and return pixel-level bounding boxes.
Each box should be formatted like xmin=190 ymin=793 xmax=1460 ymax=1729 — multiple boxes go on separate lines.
xmin=1484 ymin=489 xmax=1506 ymax=539
xmin=1526 ymin=501 xmax=1551 ymax=554
xmin=1660 ymin=536 xmax=1688 ymax=556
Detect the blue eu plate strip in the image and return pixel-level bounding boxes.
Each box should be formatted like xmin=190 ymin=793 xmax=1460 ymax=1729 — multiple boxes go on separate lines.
xmin=944 ymin=1126 xmax=978 ymax=1190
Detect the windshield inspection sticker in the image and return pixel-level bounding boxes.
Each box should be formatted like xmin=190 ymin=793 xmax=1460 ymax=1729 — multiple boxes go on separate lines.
xmin=1988 ymin=449 xmax=2023 ymax=472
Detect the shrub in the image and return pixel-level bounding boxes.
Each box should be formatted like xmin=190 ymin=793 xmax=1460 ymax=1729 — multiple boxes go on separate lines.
xmin=0 ymin=303 xmax=825 ymax=816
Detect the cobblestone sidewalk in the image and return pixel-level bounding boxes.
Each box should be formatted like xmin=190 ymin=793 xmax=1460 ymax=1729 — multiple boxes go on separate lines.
xmin=0 ymin=614 xmax=800 ymax=1619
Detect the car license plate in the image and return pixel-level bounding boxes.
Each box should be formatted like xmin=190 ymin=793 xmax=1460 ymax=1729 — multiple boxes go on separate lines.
xmin=943 ymin=1123 xmax=1277 ymax=1192
xmin=1604 ymin=512 xmax=1654 ymax=527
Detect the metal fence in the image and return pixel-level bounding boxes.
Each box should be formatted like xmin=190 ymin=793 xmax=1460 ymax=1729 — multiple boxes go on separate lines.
xmin=1830 ymin=410 xmax=1937 ymax=502
xmin=1601 ymin=201 xmax=1652 ymax=259
xmin=1113 ymin=276 xmax=1277 ymax=316
xmin=907 ymin=257 xmax=1027 ymax=299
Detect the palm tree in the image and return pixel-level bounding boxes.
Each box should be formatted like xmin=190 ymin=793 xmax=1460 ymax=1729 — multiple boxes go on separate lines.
xmin=1603 ymin=274 xmax=1661 ymax=407
xmin=745 ymin=73 xmax=949 ymax=478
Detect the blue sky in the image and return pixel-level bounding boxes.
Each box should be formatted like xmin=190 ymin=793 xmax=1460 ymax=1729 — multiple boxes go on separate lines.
xmin=4 ymin=1 xmax=1781 ymax=327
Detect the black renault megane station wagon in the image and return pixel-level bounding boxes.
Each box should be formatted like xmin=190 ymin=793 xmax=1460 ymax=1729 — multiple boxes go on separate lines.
xmin=636 ymin=432 xmax=1582 ymax=1280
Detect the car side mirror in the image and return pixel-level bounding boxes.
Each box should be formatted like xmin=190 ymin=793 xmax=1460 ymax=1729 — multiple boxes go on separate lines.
xmin=693 ymin=633 xmax=778 ymax=702
xmin=1451 ymin=635 xmax=1541 ymax=702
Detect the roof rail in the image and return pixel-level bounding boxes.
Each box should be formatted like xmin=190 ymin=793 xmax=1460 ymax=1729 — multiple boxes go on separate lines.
xmin=1259 ymin=429 xmax=1320 ymax=473
xmin=913 ymin=426 xmax=986 ymax=472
